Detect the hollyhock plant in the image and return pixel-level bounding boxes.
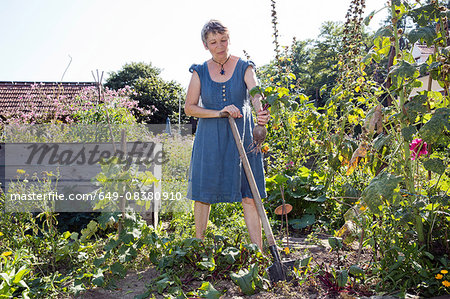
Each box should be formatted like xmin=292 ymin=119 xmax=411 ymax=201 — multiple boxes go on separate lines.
xmin=409 ymin=138 xmax=428 ymax=161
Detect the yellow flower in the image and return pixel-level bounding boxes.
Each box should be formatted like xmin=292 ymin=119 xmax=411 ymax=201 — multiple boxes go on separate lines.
xmin=359 ymin=205 xmax=367 ymax=211
xmin=283 ymin=247 xmax=290 ymax=255
xmin=441 ymin=269 xmax=448 ymax=274
xmin=0 ymin=232 xmax=3 ymax=237
xmin=436 ymin=273 xmax=443 ymax=279
xmin=442 ymin=280 xmax=450 ymax=287
xmin=1 ymin=251 xmax=12 ymax=257
xmin=16 ymin=169 xmax=25 ymax=174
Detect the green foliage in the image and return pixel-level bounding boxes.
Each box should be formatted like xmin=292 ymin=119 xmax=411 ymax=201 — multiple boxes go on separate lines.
xmin=256 ymin=0 xmax=450 ymax=297
xmin=0 ymin=250 xmax=31 ymax=299
xmin=105 ymin=62 xmax=187 ymax=124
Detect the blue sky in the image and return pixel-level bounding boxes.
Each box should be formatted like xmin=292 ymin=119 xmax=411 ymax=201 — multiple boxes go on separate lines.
xmin=0 ymin=0 xmax=388 ymax=88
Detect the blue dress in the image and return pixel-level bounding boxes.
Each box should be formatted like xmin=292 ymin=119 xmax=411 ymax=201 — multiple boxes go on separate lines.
xmin=186 ymin=58 xmax=267 ymax=204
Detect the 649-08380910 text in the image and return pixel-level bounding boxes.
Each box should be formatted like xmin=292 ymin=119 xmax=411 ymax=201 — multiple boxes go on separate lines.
xmin=8 ymin=191 xmax=183 ymax=201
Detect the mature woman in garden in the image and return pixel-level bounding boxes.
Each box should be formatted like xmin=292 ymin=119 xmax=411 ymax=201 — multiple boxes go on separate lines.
xmin=184 ymin=20 xmax=270 ymax=250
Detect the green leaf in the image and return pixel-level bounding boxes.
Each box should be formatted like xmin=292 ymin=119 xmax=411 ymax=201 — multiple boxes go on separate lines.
xmin=408 ymin=26 xmax=436 ymax=46
xmin=93 ymin=256 xmax=106 ymax=268
xmin=97 ymin=212 xmax=119 ymax=229
xmin=374 ymin=36 xmax=391 ymax=56
xmin=405 ymin=94 xmax=428 ymax=122
xmin=363 ymin=10 xmax=375 ymax=26
xmin=198 ymin=282 xmax=221 ymax=299
xmin=290 ymin=214 xmax=315 ymax=230
xmin=362 ymin=172 xmax=403 ymax=213
xmin=92 ymin=268 xmax=105 ymax=287
xmin=423 ymin=158 xmax=446 ymax=175
xmin=197 ymin=258 xmax=215 ymax=272
xmin=328 ymin=237 xmax=343 ymax=250
xmin=222 ymin=247 xmax=240 ymax=264
xmin=155 ymin=274 xmax=173 ymax=294
xmin=249 ymin=86 xmax=263 ymax=98
xmin=419 ymin=108 xmax=450 ymax=144
xmin=266 ymin=173 xmax=289 ymax=185
xmin=118 ymin=245 xmax=138 ymax=263
xmin=12 ymin=266 xmax=30 ymax=284
xmin=304 ymin=194 xmax=326 ymax=202
xmin=80 ymin=220 xmax=98 ymax=243
xmin=299 ymin=256 xmax=312 ymax=267
xmin=230 ymin=267 xmax=257 ymax=295
xmin=373 ymin=27 xmax=393 ymax=40
xmin=349 ymin=265 xmax=364 ymax=277
xmin=320 ymin=84 xmax=328 ymax=97
xmin=110 ymin=262 xmax=127 ymax=278
xmin=104 ymin=238 xmax=120 ymax=251
xmin=336 ymin=270 xmax=348 ymax=287
xmin=389 ymin=60 xmax=419 ymax=88
xmin=373 ymin=133 xmax=391 ymax=151
xmin=402 ymin=126 xmax=417 ymax=142
xmin=290 ymin=101 xmax=299 ymax=111
xmin=409 ymin=4 xmax=440 ymax=27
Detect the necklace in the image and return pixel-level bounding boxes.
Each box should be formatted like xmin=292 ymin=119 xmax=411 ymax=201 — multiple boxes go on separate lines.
xmin=212 ymin=55 xmax=231 ymax=75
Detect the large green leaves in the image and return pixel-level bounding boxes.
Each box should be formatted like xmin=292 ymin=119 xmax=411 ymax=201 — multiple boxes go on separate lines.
xmin=404 ymin=94 xmax=428 ymax=123
xmin=230 ymin=264 xmax=266 ymax=295
xmin=409 ymin=4 xmax=441 ymax=27
xmin=408 ymin=26 xmax=436 ymax=46
xmin=362 ymin=172 xmax=403 ymax=213
xmin=423 ymin=158 xmax=447 ymax=175
xmin=419 ymin=108 xmax=450 ymax=144
xmin=290 ymin=214 xmax=315 ymax=229
xmin=389 ymin=60 xmax=420 ymax=89
xmin=197 ymin=282 xmax=222 ymax=299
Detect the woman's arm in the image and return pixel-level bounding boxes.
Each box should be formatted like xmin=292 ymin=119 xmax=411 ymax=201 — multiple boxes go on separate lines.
xmin=244 ymin=66 xmax=270 ymax=125
xmin=184 ymin=71 xmax=242 ymax=119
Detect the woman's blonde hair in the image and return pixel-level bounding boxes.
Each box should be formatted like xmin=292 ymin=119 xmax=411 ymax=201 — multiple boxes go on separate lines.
xmin=201 ymin=19 xmax=229 ymax=45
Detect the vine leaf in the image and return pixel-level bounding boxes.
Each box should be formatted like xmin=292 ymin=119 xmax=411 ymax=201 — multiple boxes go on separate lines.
xmin=419 ymin=108 xmax=450 ymax=144
xmin=389 ymin=60 xmax=419 ymax=88
xmin=404 ymin=94 xmax=428 ymax=123
xmin=408 ymin=26 xmax=436 ymax=46
xmin=110 ymin=262 xmax=127 ymax=278
xmin=361 ymin=173 xmax=403 ymax=213
xmin=290 ymin=214 xmax=315 ymax=229
xmin=402 ymin=125 xmax=418 ymax=142
xmin=423 ymin=158 xmax=446 ymax=175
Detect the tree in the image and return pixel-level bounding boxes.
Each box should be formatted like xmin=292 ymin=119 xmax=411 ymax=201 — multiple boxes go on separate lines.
xmin=259 ymin=21 xmax=375 ymax=107
xmin=105 ymin=62 xmax=187 ymax=124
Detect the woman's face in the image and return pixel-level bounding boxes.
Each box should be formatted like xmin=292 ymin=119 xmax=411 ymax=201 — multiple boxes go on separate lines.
xmin=204 ymin=32 xmax=229 ymax=58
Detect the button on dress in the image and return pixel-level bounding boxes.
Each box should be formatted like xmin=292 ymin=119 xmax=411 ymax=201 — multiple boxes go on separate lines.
xmin=186 ymin=58 xmax=267 ymax=204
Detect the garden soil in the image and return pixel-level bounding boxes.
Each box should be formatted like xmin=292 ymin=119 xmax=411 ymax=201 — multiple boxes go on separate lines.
xmin=72 ymin=234 xmax=412 ymax=299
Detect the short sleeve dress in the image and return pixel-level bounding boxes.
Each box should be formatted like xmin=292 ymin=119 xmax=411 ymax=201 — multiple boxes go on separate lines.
xmin=186 ymin=58 xmax=267 ymax=204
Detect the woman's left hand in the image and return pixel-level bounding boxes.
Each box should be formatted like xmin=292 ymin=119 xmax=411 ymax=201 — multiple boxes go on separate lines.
xmin=256 ymin=109 xmax=270 ymax=125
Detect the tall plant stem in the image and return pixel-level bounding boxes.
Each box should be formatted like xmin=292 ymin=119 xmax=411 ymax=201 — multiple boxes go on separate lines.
xmin=390 ymin=3 xmax=425 ymax=245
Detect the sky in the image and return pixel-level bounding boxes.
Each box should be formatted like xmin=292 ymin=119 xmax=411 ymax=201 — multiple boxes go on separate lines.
xmin=0 ymin=0 xmax=388 ymax=89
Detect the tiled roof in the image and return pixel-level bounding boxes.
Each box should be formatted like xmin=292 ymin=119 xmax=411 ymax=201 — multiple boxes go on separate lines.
xmin=0 ymin=81 xmax=97 ymax=114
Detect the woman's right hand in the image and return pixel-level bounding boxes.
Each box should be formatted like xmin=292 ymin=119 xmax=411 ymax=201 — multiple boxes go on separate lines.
xmin=220 ymin=105 xmax=242 ymax=118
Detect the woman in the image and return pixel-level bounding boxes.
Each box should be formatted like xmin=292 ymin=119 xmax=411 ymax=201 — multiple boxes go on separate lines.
xmin=184 ymin=19 xmax=270 ymax=251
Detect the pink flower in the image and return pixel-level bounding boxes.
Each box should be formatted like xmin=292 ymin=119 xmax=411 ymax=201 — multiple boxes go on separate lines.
xmin=286 ymin=161 xmax=294 ymax=169
xmin=409 ymin=138 xmax=428 ymax=160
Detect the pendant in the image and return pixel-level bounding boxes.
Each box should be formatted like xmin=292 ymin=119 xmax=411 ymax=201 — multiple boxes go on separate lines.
xmin=220 ymin=68 xmax=225 ymax=75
